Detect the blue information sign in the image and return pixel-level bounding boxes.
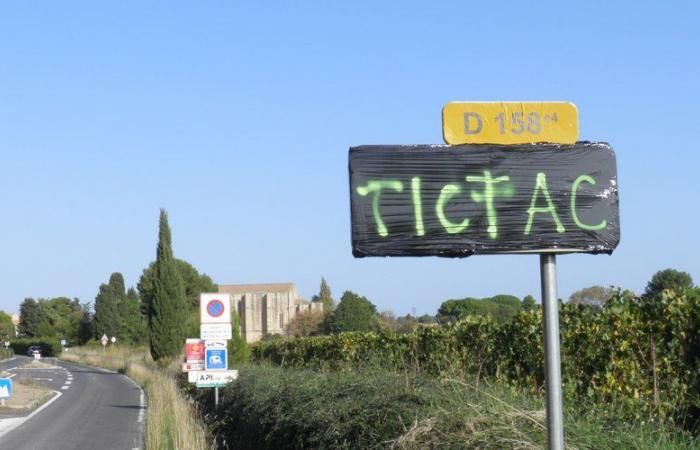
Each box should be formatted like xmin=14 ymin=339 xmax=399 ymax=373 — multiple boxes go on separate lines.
xmin=0 ymin=378 xmax=12 ymax=398
xmin=205 ymin=348 xmax=227 ymax=370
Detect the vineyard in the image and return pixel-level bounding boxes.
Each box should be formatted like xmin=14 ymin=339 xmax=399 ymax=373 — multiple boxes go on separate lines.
xmin=253 ymin=288 xmax=700 ymax=426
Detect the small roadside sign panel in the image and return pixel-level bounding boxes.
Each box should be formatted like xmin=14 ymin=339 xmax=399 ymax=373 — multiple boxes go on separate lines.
xmin=185 ymin=339 xmax=205 ymax=363
xmin=200 ymin=293 xmax=231 ymax=324
xmin=205 ymin=348 xmax=228 ymax=370
xmin=195 ymin=370 xmax=238 ymax=388
xmin=200 ymin=323 xmax=232 ymax=340
xmin=204 ymin=340 xmax=227 ymax=349
xmin=349 ymin=143 xmax=619 ymax=257
xmin=0 ymin=378 xmax=12 ymax=398
xmin=182 ymin=362 xmax=205 ymax=372
xmin=442 ymin=102 xmax=578 ymax=145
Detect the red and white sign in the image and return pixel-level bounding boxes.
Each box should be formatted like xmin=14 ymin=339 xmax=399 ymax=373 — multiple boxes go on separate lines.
xmin=182 ymin=362 xmax=205 ymax=372
xmin=185 ymin=338 xmax=205 ymax=363
xmin=200 ymin=293 xmax=231 ymax=324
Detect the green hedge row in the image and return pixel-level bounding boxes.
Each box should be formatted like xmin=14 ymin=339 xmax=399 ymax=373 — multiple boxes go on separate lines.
xmin=253 ymin=288 xmax=700 ymax=425
xmin=10 ymin=338 xmax=63 ymax=357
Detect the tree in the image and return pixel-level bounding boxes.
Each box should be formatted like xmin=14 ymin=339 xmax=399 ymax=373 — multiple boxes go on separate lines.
xmin=313 ymin=277 xmax=335 ymax=312
xmin=148 ymin=209 xmax=188 ymax=362
xmin=522 ymin=295 xmax=537 ymax=310
xmin=138 ymin=258 xmax=217 ymax=338
xmin=286 ymin=310 xmax=327 ymax=337
xmin=37 ymin=297 xmax=82 ymax=342
xmin=109 ymin=273 xmax=129 ymax=335
xmin=328 ymin=291 xmax=377 ymax=333
xmin=18 ymin=298 xmax=44 ymax=337
xmin=644 ymin=269 xmax=694 ymax=298
xmin=0 ymin=311 xmax=14 ymax=340
xmin=228 ymin=308 xmax=250 ymax=364
xmin=437 ymin=295 xmax=521 ymax=324
xmin=396 ymin=314 xmax=419 ymax=333
xmin=568 ymin=286 xmax=611 ymax=308
xmin=94 ymin=277 xmax=122 ymax=339
xmin=416 ymin=314 xmax=436 ymax=324
xmin=77 ymin=303 xmax=95 ymax=345
xmin=375 ymin=310 xmax=399 ymax=332
xmin=123 ymin=288 xmax=147 ymax=344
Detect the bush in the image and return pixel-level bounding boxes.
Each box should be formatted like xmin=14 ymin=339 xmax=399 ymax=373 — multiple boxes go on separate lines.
xmin=253 ymin=288 xmax=700 ymax=426
xmin=10 ymin=338 xmax=63 ymax=357
xmin=194 ymin=365 xmax=696 ymax=450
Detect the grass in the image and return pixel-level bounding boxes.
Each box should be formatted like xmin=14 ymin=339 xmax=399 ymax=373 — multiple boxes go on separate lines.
xmin=197 ymin=364 xmax=697 ymax=450
xmin=0 ymin=348 xmax=13 ymax=360
xmin=61 ymin=346 xmax=211 ymax=450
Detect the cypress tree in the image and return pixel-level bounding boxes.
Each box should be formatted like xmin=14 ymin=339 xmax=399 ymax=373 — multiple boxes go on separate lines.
xmin=148 ymin=209 xmax=188 ymax=362
xmin=317 ymin=277 xmax=335 ymax=311
xmin=77 ymin=303 xmax=95 ymax=345
xmin=109 ymin=272 xmax=129 ymax=337
xmin=94 ymin=281 xmax=120 ymax=339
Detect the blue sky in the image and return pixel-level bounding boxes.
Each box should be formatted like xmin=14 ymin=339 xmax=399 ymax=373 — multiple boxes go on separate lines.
xmin=1 ymin=2 xmax=698 ymax=315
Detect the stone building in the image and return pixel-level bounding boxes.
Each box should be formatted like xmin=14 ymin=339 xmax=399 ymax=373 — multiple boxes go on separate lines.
xmin=218 ymin=283 xmax=322 ymax=343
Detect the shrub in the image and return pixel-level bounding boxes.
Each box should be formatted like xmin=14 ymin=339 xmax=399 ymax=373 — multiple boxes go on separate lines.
xmin=195 ymin=364 xmax=696 ymax=450
xmin=253 ymin=288 xmax=700 ymax=426
xmin=10 ymin=338 xmax=63 ymax=357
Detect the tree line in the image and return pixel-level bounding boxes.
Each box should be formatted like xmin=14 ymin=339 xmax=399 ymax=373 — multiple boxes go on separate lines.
xmin=288 ymin=269 xmax=694 ymax=339
xmin=16 ymin=210 xmax=227 ymax=363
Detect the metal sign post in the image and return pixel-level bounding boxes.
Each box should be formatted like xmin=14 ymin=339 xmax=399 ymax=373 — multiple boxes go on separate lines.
xmin=214 ymin=387 xmax=219 ymax=408
xmin=540 ymin=254 xmax=564 ymax=450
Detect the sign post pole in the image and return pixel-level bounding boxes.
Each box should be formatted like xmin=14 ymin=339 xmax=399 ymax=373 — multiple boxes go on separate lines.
xmin=540 ymin=253 xmax=564 ymax=450
xmin=214 ymin=387 xmax=219 ymax=409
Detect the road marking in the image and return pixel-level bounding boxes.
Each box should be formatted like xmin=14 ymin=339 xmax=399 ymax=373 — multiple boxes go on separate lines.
xmin=35 ymin=378 xmax=54 ymax=381
xmin=65 ymin=380 xmax=72 ymax=385
xmin=7 ymin=374 xmax=15 ymax=379
xmin=60 ymin=385 xmax=69 ymax=390
xmin=138 ymin=388 xmax=146 ymax=423
xmin=122 ymin=373 xmax=147 ymax=424
xmin=0 ymin=390 xmax=63 ymax=438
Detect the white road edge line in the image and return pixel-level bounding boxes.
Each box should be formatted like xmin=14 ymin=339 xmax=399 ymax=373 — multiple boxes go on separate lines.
xmin=0 ymin=390 xmax=63 ymax=439
xmin=122 ymin=374 xmax=147 ymax=424
xmin=138 ymin=388 xmax=146 ymax=423
xmin=65 ymin=381 xmax=72 ymax=385
xmin=60 ymin=386 xmax=69 ymax=390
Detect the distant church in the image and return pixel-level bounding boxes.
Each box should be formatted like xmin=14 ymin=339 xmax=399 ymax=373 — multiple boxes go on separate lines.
xmin=218 ymin=283 xmax=323 ymax=343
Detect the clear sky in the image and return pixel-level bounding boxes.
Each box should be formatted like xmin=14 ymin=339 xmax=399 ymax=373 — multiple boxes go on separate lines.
xmin=1 ymin=2 xmax=698 ymax=315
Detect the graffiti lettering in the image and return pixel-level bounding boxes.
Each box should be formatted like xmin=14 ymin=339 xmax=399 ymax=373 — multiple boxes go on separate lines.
xmin=349 ymin=144 xmax=619 ymax=256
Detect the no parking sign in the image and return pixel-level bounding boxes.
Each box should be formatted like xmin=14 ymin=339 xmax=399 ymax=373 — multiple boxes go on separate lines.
xmin=200 ymin=293 xmax=231 ymax=324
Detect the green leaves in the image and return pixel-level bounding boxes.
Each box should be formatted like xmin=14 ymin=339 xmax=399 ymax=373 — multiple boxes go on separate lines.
xmin=254 ymin=287 xmax=700 ymax=425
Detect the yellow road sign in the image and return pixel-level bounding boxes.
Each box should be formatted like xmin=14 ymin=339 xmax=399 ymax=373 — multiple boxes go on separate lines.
xmin=442 ymin=102 xmax=578 ymax=145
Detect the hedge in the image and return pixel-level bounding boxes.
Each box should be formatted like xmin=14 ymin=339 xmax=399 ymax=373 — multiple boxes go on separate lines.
xmin=10 ymin=338 xmax=63 ymax=357
xmin=253 ymin=288 xmax=700 ymax=425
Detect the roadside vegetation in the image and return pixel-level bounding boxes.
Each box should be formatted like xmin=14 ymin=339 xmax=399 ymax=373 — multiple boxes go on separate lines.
xmin=61 ymin=346 xmax=210 ymax=450
xmin=8 ymin=208 xmax=700 ymax=448
xmin=191 ymin=364 xmax=696 ymax=450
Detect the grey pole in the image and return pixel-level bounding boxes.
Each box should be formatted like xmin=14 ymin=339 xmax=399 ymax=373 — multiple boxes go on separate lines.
xmin=214 ymin=386 xmax=219 ymax=408
xmin=540 ymin=253 xmax=564 ymax=450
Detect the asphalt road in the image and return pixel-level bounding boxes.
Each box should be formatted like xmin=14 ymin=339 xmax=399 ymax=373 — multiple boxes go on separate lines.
xmin=0 ymin=355 xmax=145 ymax=450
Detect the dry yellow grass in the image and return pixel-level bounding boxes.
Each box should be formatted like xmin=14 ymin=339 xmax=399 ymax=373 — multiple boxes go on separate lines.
xmin=61 ymin=346 xmax=211 ymax=450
